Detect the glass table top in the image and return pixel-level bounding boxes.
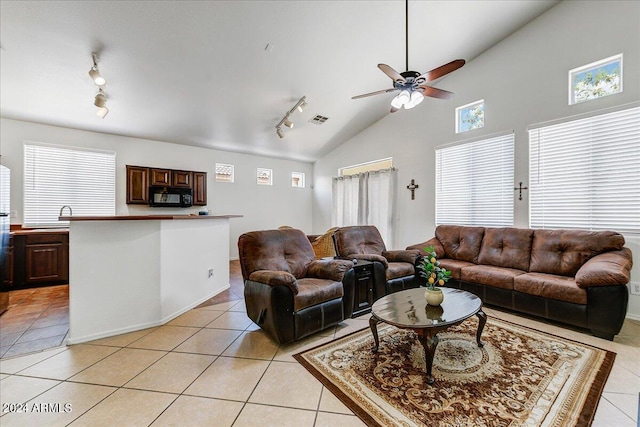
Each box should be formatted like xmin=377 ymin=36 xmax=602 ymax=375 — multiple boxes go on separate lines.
xmin=371 ymin=287 xmax=482 ymax=329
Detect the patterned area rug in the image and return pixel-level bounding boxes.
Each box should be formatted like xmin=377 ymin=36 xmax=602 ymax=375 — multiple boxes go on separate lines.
xmin=295 ymin=317 xmax=614 ymax=427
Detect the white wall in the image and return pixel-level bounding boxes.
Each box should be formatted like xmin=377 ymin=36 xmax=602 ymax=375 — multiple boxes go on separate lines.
xmin=0 ymin=118 xmax=313 ymax=259
xmin=312 ymin=0 xmax=640 ymax=318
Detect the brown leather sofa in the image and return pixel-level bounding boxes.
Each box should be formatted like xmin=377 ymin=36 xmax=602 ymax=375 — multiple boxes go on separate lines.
xmin=407 ymin=225 xmax=633 ymax=340
xmin=238 ymin=228 xmax=355 ymax=344
xmin=333 ymin=225 xmax=421 ymax=297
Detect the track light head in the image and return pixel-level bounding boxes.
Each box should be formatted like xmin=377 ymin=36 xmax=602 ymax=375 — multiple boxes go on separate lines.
xmin=284 ymin=117 xmax=294 ymax=128
xmin=297 ymin=99 xmax=308 ymax=112
xmin=276 ymin=127 xmax=285 ymax=139
xmin=89 ymin=53 xmax=106 ymax=86
xmin=94 ymin=89 xmax=107 ymax=108
xmin=96 ymin=106 xmax=109 ymax=118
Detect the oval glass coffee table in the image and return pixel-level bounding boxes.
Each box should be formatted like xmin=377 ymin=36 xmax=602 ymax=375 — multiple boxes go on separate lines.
xmin=369 ymin=287 xmax=487 ymax=384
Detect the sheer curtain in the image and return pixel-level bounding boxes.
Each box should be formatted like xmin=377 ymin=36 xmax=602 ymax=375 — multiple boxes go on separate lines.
xmin=332 ymin=168 xmax=397 ymax=247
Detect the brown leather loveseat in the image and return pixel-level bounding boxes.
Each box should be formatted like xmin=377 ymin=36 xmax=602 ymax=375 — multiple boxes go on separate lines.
xmin=407 ymin=225 xmax=633 ymax=340
xmin=238 ymin=228 xmax=355 ymax=344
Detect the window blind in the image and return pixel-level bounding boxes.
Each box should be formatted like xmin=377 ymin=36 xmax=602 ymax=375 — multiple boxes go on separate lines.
xmin=529 ymin=106 xmax=640 ymax=233
xmin=436 ymin=133 xmax=514 ymax=227
xmin=24 ymin=143 xmax=116 ymax=227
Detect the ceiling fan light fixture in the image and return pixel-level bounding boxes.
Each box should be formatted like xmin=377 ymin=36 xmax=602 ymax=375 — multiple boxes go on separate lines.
xmin=405 ymin=90 xmax=424 ymax=109
xmin=284 ymin=117 xmax=294 ymax=129
xmin=398 ymin=90 xmax=411 ymax=105
xmin=390 ymin=95 xmax=404 ymax=109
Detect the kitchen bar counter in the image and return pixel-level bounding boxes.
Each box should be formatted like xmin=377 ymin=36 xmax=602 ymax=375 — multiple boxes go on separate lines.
xmin=64 ymin=214 xmax=242 ymax=344
xmin=60 ymin=214 xmax=242 ymax=221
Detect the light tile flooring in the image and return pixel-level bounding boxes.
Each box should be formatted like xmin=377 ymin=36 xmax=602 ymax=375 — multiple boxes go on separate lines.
xmin=0 ymin=300 xmax=638 ymax=426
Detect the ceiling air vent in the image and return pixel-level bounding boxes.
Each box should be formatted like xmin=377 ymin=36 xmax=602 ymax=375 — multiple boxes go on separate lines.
xmin=309 ymin=115 xmax=329 ymax=125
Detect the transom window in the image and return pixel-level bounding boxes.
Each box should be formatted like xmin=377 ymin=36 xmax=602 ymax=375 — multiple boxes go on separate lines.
xmin=569 ymin=54 xmax=622 ymax=105
xmin=257 ymin=168 xmax=273 ymax=185
xmin=455 ymin=100 xmax=485 ymax=133
xmin=24 ymin=142 xmax=116 ymax=227
xmin=436 ymin=132 xmax=514 ymax=227
xmin=215 ymin=163 xmax=234 ymax=183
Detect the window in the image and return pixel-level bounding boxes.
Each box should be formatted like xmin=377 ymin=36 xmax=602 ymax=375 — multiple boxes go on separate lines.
xmin=569 ymin=54 xmax=622 ymax=105
xmin=257 ymin=168 xmax=272 ymax=185
xmin=215 ymin=163 xmax=234 ymax=183
xmin=529 ymin=106 xmax=640 ymax=233
xmin=455 ymin=100 xmax=485 ymax=133
xmin=24 ymin=143 xmax=115 ymax=227
xmin=339 ymin=158 xmax=392 ymax=176
xmin=436 ymin=132 xmax=514 ymax=227
xmin=291 ymin=172 xmax=305 ymax=188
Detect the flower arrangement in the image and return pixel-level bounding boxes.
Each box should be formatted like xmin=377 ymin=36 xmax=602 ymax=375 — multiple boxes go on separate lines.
xmin=417 ymin=245 xmax=452 ymax=290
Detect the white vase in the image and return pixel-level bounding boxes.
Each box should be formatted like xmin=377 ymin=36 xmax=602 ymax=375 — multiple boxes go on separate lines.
xmin=425 ymin=288 xmax=444 ymax=306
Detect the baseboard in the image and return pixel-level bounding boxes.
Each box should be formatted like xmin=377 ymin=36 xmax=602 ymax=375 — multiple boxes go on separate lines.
xmin=625 ymin=312 xmax=640 ymax=322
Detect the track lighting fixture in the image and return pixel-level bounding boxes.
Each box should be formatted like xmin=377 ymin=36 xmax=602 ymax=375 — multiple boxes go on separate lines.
xmin=96 ymin=106 xmax=109 ymax=118
xmin=88 ymin=53 xmax=106 ymax=86
xmin=94 ymin=89 xmax=107 ymax=108
xmin=274 ymin=96 xmax=307 ymax=139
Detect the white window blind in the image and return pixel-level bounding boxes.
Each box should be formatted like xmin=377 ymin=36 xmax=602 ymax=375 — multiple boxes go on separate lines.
xmin=24 ymin=143 xmax=116 ymax=227
xmin=529 ymin=106 xmax=640 ymax=233
xmin=436 ymin=133 xmax=514 ymax=227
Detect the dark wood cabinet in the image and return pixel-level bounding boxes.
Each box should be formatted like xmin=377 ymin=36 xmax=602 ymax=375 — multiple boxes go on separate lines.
xmin=193 ymin=172 xmax=207 ymax=206
xmin=172 ymin=170 xmax=193 ymax=188
xmin=352 ymin=260 xmax=375 ymax=317
xmin=126 ymin=165 xmax=149 ymax=205
xmin=150 ymin=168 xmax=171 ymax=186
xmin=2 ymin=235 xmax=14 ymax=287
xmin=126 ymin=164 xmax=207 ymax=206
xmin=11 ymin=231 xmax=69 ymax=288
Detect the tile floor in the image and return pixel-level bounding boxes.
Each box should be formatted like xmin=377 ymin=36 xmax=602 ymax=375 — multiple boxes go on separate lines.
xmin=0 ymin=263 xmax=638 ymax=426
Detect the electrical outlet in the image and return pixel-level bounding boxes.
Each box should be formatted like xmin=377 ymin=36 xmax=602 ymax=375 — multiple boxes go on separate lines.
xmin=208 ymin=269 xmax=214 ymax=278
xmin=631 ymin=282 xmax=640 ymax=296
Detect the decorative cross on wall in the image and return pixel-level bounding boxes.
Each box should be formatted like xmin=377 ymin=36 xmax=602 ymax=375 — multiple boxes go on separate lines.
xmin=407 ymin=179 xmax=419 ymax=200
xmin=514 ymin=182 xmax=529 ymax=201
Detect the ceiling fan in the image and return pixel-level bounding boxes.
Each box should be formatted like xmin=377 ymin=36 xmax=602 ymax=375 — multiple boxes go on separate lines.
xmin=352 ymin=0 xmax=465 ymax=113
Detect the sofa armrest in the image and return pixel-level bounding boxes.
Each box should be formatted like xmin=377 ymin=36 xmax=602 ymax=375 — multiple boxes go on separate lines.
xmin=575 ymin=248 xmax=633 ymax=288
xmin=307 ymin=259 xmax=354 ymax=282
xmin=406 ymin=237 xmax=445 ymax=258
xmin=383 ymin=249 xmax=421 ymax=264
xmin=345 ymin=253 xmax=389 ymax=268
xmin=248 ymin=270 xmax=299 ymax=295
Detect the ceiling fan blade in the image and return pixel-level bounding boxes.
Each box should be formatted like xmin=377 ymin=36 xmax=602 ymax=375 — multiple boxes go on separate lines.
xmin=418 ymin=85 xmax=455 ymax=100
xmin=378 ymin=64 xmax=406 ymax=83
xmin=418 ymin=59 xmax=465 ymax=82
xmin=352 ymin=88 xmax=398 ymax=100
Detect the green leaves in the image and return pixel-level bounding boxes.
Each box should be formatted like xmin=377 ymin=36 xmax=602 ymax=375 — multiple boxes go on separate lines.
xmin=418 ymin=246 xmax=451 ymax=290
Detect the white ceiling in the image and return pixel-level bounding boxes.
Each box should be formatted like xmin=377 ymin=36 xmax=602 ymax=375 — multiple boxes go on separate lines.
xmin=0 ymin=1 xmax=558 ymax=163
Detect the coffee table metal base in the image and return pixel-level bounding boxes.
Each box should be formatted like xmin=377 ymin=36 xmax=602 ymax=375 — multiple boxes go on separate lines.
xmin=370 ymin=310 xmax=487 ymax=385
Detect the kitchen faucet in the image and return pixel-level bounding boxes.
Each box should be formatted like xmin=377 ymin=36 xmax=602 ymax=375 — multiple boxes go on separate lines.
xmin=59 ymin=205 xmax=73 ymax=217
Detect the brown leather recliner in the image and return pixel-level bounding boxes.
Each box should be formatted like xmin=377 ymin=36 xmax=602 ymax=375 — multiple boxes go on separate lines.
xmin=333 ymin=225 xmax=421 ymax=297
xmin=238 ymin=228 xmax=355 ymax=345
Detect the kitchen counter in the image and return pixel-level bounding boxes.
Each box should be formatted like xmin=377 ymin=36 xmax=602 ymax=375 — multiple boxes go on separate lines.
xmin=65 ymin=214 xmax=242 ymax=344
xmin=11 ymin=228 xmax=69 ymax=235
xmin=59 ymin=215 xmax=241 ymax=221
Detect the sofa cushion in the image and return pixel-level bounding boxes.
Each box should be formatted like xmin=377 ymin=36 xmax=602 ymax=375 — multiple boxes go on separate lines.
xmin=386 ymin=261 xmax=415 ymax=280
xmin=514 ymin=273 xmax=587 ymax=304
xmin=460 ymin=265 xmax=525 ymax=290
xmin=294 ymin=278 xmax=343 ymax=311
xmin=530 ymin=230 xmax=625 ymax=277
xmin=437 ymin=259 xmax=475 ymax=280
xmin=478 ymin=228 xmax=534 ymax=271
xmin=435 ymin=225 xmax=485 ymax=263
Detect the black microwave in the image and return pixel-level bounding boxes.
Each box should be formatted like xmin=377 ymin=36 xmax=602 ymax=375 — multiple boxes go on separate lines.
xmin=149 ymin=186 xmax=193 ymax=207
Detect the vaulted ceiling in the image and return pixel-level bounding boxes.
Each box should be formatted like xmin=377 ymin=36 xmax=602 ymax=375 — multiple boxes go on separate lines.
xmin=0 ymin=1 xmax=558 ymax=162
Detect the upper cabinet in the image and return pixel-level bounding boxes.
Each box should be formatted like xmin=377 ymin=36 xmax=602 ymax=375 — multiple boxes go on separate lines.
xmin=126 ymin=165 xmax=207 ymax=206
xmin=126 ymin=165 xmax=149 ymax=205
